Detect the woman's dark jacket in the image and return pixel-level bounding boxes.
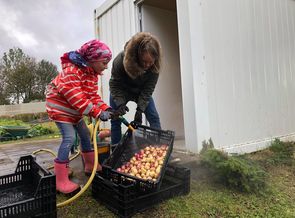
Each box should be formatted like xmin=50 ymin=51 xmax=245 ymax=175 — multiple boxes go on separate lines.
xmin=109 ymin=46 xmax=159 ymax=112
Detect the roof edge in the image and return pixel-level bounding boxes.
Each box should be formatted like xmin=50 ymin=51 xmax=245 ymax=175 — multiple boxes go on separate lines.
xmin=94 ymin=0 xmax=120 ymax=18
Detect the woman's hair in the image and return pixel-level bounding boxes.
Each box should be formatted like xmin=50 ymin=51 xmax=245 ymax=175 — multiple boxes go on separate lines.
xmin=124 ymin=32 xmax=162 ymax=73
xmin=137 ymin=33 xmax=161 ymax=72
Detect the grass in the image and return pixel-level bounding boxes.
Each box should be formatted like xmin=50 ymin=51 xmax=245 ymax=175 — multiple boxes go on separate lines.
xmin=57 ymin=190 xmax=115 ymax=218
xmin=57 ymin=165 xmax=295 ymax=217
xmin=57 ymin=143 xmax=295 ymax=218
xmin=165 ymin=170 xmax=294 ymax=217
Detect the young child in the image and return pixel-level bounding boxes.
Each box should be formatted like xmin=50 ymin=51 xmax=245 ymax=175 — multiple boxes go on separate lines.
xmin=46 ymin=39 xmax=112 ymax=194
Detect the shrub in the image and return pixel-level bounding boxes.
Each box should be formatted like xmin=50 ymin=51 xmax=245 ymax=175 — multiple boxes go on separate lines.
xmin=268 ymin=138 xmax=295 ymax=166
xmin=200 ymin=138 xmax=214 ymax=155
xmin=0 ymin=128 xmax=6 ymax=136
xmin=201 ymin=149 xmax=268 ymax=193
xmin=28 ymin=124 xmax=54 ymax=137
xmin=0 ymin=119 xmax=27 ymax=126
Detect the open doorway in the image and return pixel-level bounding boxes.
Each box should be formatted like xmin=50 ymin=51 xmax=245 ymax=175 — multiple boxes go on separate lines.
xmin=137 ymin=0 xmax=185 ymax=141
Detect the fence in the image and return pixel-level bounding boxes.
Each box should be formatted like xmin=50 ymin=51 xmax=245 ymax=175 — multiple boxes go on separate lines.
xmin=0 ymin=102 xmax=46 ymax=116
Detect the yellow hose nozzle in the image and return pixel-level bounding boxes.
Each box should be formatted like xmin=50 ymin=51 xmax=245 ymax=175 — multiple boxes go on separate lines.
xmin=119 ymin=116 xmax=135 ymax=132
xmin=128 ymin=124 xmax=135 ymax=132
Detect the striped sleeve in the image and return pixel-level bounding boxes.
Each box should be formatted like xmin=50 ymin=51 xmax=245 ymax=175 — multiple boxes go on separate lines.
xmin=91 ymin=94 xmax=110 ymax=111
xmin=89 ymin=77 xmax=110 ymax=111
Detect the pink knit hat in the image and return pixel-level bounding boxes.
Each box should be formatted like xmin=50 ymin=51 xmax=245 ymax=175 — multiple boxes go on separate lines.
xmin=77 ymin=39 xmax=112 ymax=62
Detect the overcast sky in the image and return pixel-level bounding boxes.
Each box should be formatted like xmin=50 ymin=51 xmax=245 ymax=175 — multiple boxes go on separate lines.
xmin=0 ymin=0 xmax=106 ymax=70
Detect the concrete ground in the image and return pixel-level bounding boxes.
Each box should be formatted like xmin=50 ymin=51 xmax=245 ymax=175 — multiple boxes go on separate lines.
xmin=0 ymin=138 xmax=201 ymax=183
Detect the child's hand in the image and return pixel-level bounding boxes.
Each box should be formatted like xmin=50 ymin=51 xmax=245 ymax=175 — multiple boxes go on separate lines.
xmin=99 ymin=110 xmax=112 ymax=121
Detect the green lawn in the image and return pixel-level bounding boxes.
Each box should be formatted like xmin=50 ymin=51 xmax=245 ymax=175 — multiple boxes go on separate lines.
xmin=57 ymin=147 xmax=295 ymax=218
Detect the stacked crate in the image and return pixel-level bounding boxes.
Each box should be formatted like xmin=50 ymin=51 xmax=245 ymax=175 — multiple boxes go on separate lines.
xmin=92 ymin=125 xmax=190 ymax=217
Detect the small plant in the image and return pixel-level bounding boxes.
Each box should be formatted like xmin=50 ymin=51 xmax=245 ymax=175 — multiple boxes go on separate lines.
xmin=0 ymin=128 xmax=6 ymax=136
xmin=268 ymin=138 xmax=295 ymax=166
xmin=201 ymin=149 xmax=268 ymax=193
xmin=200 ymin=138 xmax=214 ymax=154
xmin=28 ymin=124 xmax=54 ymax=137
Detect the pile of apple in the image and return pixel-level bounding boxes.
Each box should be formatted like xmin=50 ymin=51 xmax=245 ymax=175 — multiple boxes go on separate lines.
xmin=116 ymin=144 xmax=169 ymax=181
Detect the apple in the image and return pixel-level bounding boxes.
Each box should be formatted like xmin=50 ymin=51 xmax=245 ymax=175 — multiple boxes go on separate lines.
xmin=116 ymin=144 xmax=169 ymax=181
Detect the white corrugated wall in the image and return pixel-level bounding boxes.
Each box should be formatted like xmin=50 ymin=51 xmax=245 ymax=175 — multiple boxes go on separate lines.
xmin=96 ymin=0 xmax=295 ymax=153
xmin=94 ymin=0 xmax=138 ymax=129
xmin=201 ymin=0 xmax=295 ymax=153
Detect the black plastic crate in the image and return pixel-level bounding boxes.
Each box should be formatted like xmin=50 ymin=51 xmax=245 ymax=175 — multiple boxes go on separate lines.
xmin=102 ymin=124 xmax=175 ymax=192
xmin=0 ymin=155 xmax=56 ymax=218
xmin=92 ymin=164 xmax=190 ymax=218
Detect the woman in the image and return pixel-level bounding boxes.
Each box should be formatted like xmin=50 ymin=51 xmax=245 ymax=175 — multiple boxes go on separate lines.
xmin=46 ymin=39 xmax=112 ymax=194
xmin=109 ymin=32 xmax=162 ymax=145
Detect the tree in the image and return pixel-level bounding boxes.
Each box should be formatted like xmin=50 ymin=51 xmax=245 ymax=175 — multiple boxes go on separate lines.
xmin=32 ymin=60 xmax=58 ymax=101
xmin=0 ymin=64 xmax=10 ymax=104
xmin=2 ymin=48 xmax=35 ymax=104
xmin=0 ymin=48 xmax=58 ymax=104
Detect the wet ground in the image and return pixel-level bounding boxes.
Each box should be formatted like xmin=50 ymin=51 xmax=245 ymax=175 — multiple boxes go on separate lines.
xmin=0 ymin=138 xmax=202 ymax=183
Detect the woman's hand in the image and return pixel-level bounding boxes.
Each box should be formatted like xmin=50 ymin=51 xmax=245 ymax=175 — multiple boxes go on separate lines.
xmin=116 ymin=104 xmax=129 ymax=116
xmin=133 ymin=108 xmax=143 ymax=124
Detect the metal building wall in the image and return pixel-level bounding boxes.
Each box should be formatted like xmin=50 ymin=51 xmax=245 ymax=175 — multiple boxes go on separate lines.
xmin=201 ymin=0 xmax=295 ymax=153
xmin=94 ymin=0 xmax=138 ymax=128
xmin=95 ymin=0 xmax=295 ymax=153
